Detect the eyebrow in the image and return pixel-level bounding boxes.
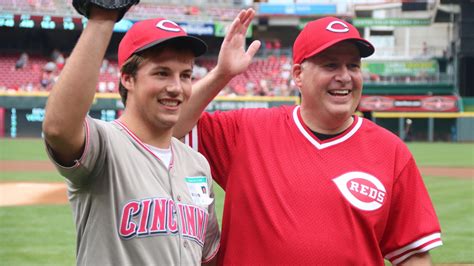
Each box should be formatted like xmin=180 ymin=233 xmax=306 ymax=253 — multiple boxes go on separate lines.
xmin=150 ymin=65 xmax=193 ymax=73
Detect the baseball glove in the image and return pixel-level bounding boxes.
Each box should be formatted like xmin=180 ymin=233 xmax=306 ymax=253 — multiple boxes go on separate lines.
xmin=72 ymin=0 xmax=140 ymax=22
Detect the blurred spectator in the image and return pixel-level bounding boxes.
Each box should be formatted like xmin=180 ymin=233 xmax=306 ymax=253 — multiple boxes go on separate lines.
xmin=273 ymin=39 xmax=281 ymax=56
xmin=218 ymin=86 xmax=237 ymax=97
xmin=186 ymin=6 xmax=200 ymax=15
xmin=100 ymin=58 xmax=109 ymax=74
xmin=98 ymin=82 xmax=107 ymax=93
xmin=404 ymin=118 xmax=413 ymax=142
xmin=234 ymin=84 xmax=246 ymax=95
xmin=15 ymin=52 xmax=29 ymax=70
xmin=280 ymin=61 xmax=291 ymax=82
xmin=265 ymin=39 xmax=273 ymax=51
xmin=245 ymin=81 xmax=256 ymax=95
xmin=107 ymin=81 xmax=116 ymax=93
xmin=193 ymin=64 xmax=208 ymax=80
xmin=51 ymin=49 xmax=65 ymax=70
xmin=40 ymin=61 xmax=57 ymax=91
xmin=258 ymin=79 xmax=271 ymax=96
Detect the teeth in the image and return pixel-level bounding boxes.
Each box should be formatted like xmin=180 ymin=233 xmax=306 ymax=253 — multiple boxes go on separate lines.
xmin=330 ymin=90 xmax=350 ymax=95
xmin=159 ymin=100 xmax=179 ymax=106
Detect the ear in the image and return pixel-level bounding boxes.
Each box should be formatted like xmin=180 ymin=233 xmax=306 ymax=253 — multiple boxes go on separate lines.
xmin=120 ymin=73 xmax=134 ymax=91
xmin=292 ymin=64 xmax=303 ymax=88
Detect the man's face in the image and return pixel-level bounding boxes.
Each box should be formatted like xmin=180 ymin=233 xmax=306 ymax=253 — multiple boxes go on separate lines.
xmin=293 ymin=41 xmax=363 ymax=128
xmin=123 ymin=47 xmax=195 ymax=130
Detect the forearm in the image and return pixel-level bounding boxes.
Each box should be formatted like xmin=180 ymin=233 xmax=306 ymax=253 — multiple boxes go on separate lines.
xmin=174 ymin=66 xmax=233 ymax=138
xmin=43 ymin=9 xmax=117 ymax=163
xmin=398 ymin=252 xmax=432 ymax=266
xmin=173 ymin=8 xmax=260 ymax=139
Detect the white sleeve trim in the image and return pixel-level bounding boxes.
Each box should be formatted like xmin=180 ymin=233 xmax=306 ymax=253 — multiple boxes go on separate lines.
xmin=385 ymin=232 xmax=443 ymax=265
xmin=184 ymin=125 xmax=199 ymax=152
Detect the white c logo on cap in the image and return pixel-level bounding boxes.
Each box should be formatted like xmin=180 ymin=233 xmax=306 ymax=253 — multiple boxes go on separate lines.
xmin=326 ymin=21 xmax=349 ymax=33
xmin=156 ymin=20 xmax=181 ymax=32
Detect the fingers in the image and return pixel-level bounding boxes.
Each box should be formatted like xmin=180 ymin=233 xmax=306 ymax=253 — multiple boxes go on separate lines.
xmin=227 ymin=8 xmax=255 ymax=39
xmin=226 ymin=13 xmax=242 ymax=38
xmin=246 ymin=40 xmax=261 ymax=59
xmin=241 ymin=9 xmax=255 ymax=30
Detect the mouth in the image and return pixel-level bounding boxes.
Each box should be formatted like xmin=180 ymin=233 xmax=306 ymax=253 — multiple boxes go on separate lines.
xmin=158 ymin=99 xmax=181 ymax=107
xmin=328 ymin=89 xmax=351 ymax=96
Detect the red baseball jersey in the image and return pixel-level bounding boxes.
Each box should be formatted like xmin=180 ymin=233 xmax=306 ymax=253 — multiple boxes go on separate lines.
xmin=185 ymin=105 xmax=442 ymax=265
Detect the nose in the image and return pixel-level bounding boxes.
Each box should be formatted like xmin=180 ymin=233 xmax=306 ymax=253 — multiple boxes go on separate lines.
xmin=335 ymin=66 xmax=351 ymax=85
xmin=165 ymin=75 xmax=182 ymax=96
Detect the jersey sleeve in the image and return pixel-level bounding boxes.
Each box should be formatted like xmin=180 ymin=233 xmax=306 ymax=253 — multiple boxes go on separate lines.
xmin=381 ymin=156 xmax=443 ymax=264
xmin=45 ymin=116 xmax=107 ymax=188
xmin=184 ymin=110 xmax=241 ymax=189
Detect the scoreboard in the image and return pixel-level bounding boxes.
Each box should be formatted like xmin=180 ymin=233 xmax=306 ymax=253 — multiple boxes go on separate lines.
xmin=0 ymin=13 xmax=134 ymax=32
xmin=0 ymin=13 xmax=247 ymax=35
xmin=0 ymin=13 xmax=86 ymax=31
xmin=2 ymin=108 xmax=119 ymax=138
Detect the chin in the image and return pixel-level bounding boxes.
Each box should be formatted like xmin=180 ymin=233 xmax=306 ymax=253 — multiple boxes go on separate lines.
xmin=160 ymin=119 xmax=178 ymax=128
xmin=329 ymin=105 xmax=353 ymax=115
xmin=153 ymin=116 xmax=178 ymax=130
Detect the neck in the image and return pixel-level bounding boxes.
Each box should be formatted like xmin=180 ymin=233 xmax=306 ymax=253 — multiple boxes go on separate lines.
xmin=300 ymin=108 xmax=354 ymax=135
xmin=118 ymin=113 xmax=172 ymax=149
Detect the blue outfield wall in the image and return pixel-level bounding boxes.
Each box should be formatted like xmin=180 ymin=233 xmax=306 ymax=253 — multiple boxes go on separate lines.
xmin=1 ymin=92 xmax=473 ymax=141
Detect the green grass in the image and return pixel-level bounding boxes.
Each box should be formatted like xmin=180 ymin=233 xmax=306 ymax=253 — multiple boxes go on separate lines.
xmin=407 ymin=142 xmax=474 ymax=167
xmin=0 ymin=171 xmax=63 ymax=182
xmin=0 ymin=138 xmax=473 ymax=264
xmin=424 ymin=176 xmax=474 ymax=263
xmin=0 ymin=205 xmax=76 ymax=266
xmin=0 ymin=138 xmax=49 ymax=161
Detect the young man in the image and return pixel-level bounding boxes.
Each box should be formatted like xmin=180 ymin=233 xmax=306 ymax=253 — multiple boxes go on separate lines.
xmin=42 ymin=5 xmax=258 ymax=265
xmin=176 ymin=16 xmax=442 ymax=265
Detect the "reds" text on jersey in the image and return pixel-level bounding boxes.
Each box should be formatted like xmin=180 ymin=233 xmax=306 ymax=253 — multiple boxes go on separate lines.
xmin=333 ymin=171 xmax=387 ymax=211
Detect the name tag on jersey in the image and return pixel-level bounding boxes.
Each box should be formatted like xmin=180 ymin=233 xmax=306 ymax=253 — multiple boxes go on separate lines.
xmin=185 ymin=176 xmax=214 ymax=206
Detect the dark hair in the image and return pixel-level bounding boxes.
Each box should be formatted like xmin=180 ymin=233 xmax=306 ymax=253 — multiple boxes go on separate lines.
xmin=119 ymin=41 xmax=197 ymax=107
xmin=119 ymin=55 xmax=143 ymax=107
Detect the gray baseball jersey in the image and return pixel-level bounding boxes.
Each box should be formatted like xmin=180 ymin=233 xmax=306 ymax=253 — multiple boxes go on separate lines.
xmin=46 ymin=117 xmax=220 ymax=265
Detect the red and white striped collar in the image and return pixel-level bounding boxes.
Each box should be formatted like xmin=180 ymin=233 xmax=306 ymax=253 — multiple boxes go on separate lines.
xmin=113 ymin=120 xmax=174 ymax=168
xmin=292 ymin=106 xmax=362 ymax=150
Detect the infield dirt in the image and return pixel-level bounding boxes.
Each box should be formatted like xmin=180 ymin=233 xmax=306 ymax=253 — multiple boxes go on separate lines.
xmin=0 ymin=160 xmax=472 ymax=207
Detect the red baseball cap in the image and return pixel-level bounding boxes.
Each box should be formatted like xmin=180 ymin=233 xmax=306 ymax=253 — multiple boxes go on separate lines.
xmin=293 ymin=17 xmax=374 ymax=64
xmin=118 ymin=18 xmax=207 ymax=68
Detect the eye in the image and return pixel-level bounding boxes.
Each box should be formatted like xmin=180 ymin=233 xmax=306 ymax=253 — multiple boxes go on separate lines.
xmin=152 ymin=69 xmax=169 ymax=78
xmin=154 ymin=70 xmax=168 ymax=77
xmin=181 ymin=73 xmax=192 ymax=80
xmin=324 ymin=63 xmax=338 ymax=69
xmin=349 ymin=63 xmax=361 ymax=70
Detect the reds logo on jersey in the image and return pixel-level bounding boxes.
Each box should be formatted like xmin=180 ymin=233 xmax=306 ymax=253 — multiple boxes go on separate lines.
xmin=333 ymin=172 xmax=387 ymax=211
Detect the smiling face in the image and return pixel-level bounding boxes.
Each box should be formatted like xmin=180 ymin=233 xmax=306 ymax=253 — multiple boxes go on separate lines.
xmin=293 ymin=41 xmax=363 ymax=133
xmin=121 ymin=47 xmax=195 ymax=131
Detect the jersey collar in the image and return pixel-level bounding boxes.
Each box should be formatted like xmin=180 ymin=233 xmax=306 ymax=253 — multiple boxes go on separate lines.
xmin=292 ymin=106 xmax=362 ymax=150
xmin=113 ymin=120 xmax=175 ymax=169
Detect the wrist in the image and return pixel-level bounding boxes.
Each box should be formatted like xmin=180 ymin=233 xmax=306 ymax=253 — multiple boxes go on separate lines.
xmin=210 ymin=65 xmax=235 ymax=83
xmin=88 ymin=5 xmax=119 ymax=22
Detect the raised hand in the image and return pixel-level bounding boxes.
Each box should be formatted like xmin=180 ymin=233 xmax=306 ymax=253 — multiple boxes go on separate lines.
xmin=215 ymin=8 xmax=261 ymax=78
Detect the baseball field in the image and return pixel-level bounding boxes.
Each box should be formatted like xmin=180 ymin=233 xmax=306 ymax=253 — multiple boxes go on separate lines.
xmin=0 ymin=138 xmax=473 ymax=265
